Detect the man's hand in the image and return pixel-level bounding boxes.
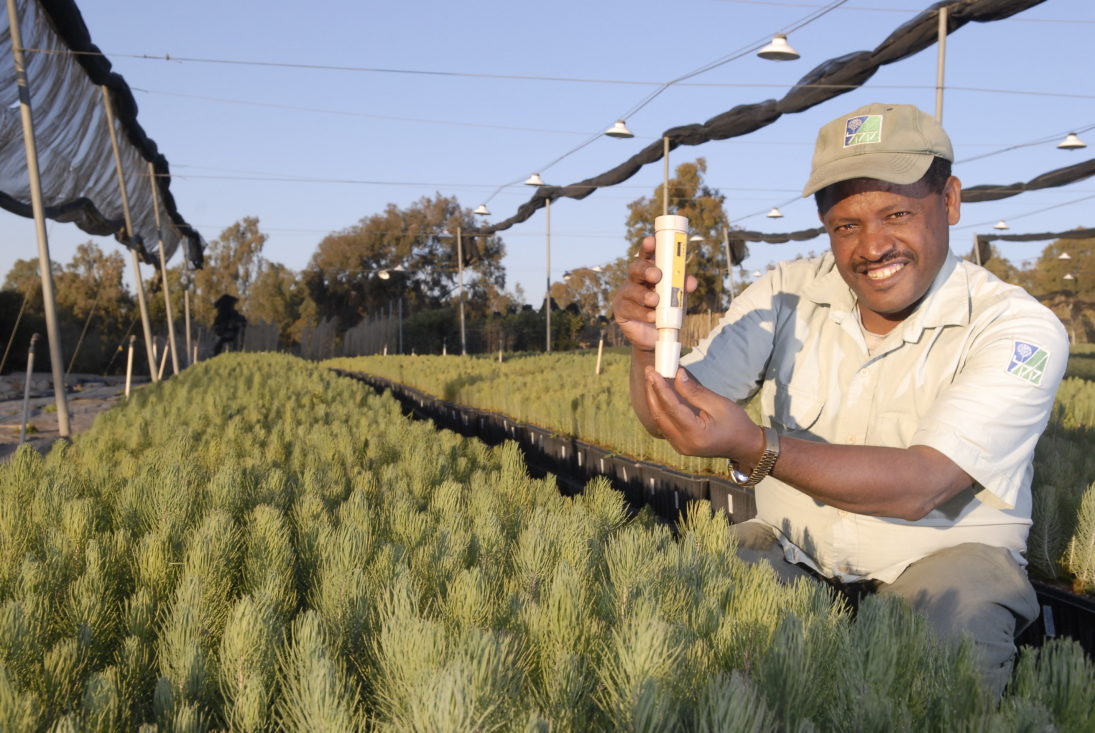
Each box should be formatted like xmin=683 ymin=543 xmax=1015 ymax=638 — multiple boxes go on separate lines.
xmin=643 ymin=366 xmax=763 ymax=463
xmin=611 ymin=236 xmax=697 ymax=351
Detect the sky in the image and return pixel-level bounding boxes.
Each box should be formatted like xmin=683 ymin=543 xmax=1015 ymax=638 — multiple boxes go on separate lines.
xmin=2 ymin=0 xmax=1094 ymax=309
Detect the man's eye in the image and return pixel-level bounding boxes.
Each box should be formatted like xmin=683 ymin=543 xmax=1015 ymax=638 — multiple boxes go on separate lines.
xmin=889 ymin=211 xmax=911 ymax=219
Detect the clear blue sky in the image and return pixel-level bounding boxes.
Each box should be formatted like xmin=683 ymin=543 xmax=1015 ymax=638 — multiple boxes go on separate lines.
xmin=2 ymin=0 xmax=1094 ymax=308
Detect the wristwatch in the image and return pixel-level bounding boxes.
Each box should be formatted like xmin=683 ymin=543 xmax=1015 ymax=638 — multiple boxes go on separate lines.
xmin=728 ymin=426 xmax=780 ymax=487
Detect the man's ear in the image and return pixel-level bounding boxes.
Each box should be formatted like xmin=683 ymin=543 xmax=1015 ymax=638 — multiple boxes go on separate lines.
xmin=944 ymin=176 xmax=961 ymax=226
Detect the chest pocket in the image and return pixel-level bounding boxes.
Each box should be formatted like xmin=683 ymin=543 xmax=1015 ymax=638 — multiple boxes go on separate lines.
xmin=764 ymin=379 xmax=824 ymax=437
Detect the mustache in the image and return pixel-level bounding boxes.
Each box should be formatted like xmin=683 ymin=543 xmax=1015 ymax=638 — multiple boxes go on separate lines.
xmin=853 ymin=248 xmax=914 ymax=273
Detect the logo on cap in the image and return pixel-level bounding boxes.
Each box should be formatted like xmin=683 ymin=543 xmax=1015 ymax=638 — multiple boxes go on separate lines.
xmin=844 ymin=115 xmax=883 ymax=147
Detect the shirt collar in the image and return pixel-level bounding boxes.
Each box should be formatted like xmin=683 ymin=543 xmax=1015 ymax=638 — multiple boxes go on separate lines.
xmin=804 ymin=249 xmax=970 ymax=339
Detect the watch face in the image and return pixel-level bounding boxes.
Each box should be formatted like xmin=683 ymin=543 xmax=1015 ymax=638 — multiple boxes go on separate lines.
xmin=729 ymin=465 xmax=752 ymax=486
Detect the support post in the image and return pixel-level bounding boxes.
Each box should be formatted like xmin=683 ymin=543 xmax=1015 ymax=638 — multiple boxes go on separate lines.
xmin=595 ymin=329 xmax=605 ymax=376
xmin=974 ymin=233 xmax=983 ymax=266
xmin=148 ymin=161 xmax=180 ymax=375
xmin=722 ymin=227 xmax=735 ymax=307
xmin=19 ymin=333 xmax=38 ymax=443
xmin=663 ymin=136 xmax=670 ymax=216
xmin=457 ymin=226 xmax=466 ymax=355
xmin=101 ymin=85 xmax=157 ymax=381
xmin=7 ymin=0 xmax=70 ymax=437
xmin=545 ymin=198 xmax=552 ymax=353
xmin=935 ymin=5 xmax=948 ymax=122
xmin=184 ymin=288 xmax=193 ymax=366
xmin=125 ymin=335 xmax=135 ymax=399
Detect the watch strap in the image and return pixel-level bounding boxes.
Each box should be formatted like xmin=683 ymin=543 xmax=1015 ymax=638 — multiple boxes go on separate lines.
xmin=728 ymin=426 xmax=780 ymax=488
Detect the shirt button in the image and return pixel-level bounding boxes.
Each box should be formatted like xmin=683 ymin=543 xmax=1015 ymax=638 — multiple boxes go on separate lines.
xmin=846 ymin=436 xmax=857 ymax=444
xmin=859 ymin=369 xmax=869 ymax=377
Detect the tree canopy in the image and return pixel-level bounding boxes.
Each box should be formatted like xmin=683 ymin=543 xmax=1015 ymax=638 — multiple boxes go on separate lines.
xmin=624 ymin=158 xmax=731 ymax=312
xmin=303 ymin=194 xmax=506 ymax=329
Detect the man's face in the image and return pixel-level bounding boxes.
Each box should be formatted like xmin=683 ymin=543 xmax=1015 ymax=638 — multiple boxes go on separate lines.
xmin=819 ymin=175 xmax=961 ymax=334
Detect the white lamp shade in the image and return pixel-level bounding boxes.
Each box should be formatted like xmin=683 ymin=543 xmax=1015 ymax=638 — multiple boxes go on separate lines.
xmin=1058 ymin=133 xmax=1087 ymax=150
xmin=1058 ymin=252 xmax=1072 ymax=260
xmin=1063 ymin=273 xmax=1076 ymax=281
xmin=524 ymin=173 xmax=545 ymax=186
xmin=474 ymin=204 xmax=490 ymax=216
xmin=604 ymin=120 xmax=634 ymax=139
xmin=993 ymin=220 xmax=1009 ymax=230
xmin=757 ymin=35 xmax=800 ymax=61
xmin=378 ymin=270 xmax=390 ymax=280
xmin=766 ymin=207 xmax=784 ymax=218
xmin=689 ymin=234 xmax=704 ymax=242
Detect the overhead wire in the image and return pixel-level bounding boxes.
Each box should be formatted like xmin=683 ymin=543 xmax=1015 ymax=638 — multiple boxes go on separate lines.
xmin=480 ymin=0 xmax=851 ymax=206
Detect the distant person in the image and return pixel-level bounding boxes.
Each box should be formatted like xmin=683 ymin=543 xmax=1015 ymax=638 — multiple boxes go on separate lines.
xmin=212 ymin=294 xmax=247 ymax=355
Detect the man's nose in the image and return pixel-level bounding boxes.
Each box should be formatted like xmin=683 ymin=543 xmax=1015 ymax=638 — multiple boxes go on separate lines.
xmin=859 ymin=221 xmax=897 ymax=261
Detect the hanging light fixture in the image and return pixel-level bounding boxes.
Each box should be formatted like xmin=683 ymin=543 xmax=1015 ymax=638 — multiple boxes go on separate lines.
xmin=1063 ymin=273 xmax=1076 ymax=281
xmin=757 ymin=34 xmax=800 ymax=61
xmin=474 ymin=204 xmax=490 ymax=216
xmin=689 ymin=234 xmax=704 ymax=242
xmin=524 ymin=173 xmax=545 ymax=186
xmin=1057 ymin=132 xmax=1087 ymax=151
xmin=993 ymin=220 xmax=1009 ymax=230
xmin=1058 ymin=252 xmax=1072 ymax=260
xmin=604 ymin=120 xmax=634 ymax=139
xmin=766 ymin=207 xmax=784 ymax=218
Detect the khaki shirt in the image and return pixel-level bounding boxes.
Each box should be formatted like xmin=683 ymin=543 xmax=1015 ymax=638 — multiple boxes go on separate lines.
xmin=681 ymin=251 xmax=1068 ymax=583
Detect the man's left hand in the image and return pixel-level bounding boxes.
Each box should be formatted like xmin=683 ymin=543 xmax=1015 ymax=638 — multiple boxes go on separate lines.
xmin=643 ymin=366 xmax=762 ymax=462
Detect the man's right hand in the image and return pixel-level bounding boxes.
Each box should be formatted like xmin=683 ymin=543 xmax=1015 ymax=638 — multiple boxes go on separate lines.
xmin=611 ymin=235 xmax=696 ymax=351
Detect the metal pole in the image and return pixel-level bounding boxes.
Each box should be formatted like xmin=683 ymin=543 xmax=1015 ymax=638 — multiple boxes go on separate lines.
xmin=935 ymin=5 xmax=948 ymax=122
xmin=148 ymin=161 xmax=180 ymax=375
xmin=125 ymin=335 xmax=135 ymax=399
xmin=19 ymin=333 xmax=38 ymax=443
xmin=101 ymin=85 xmax=157 ymax=382
xmin=545 ymin=198 xmax=552 ymax=353
xmin=973 ymin=233 xmax=983 ymax=266
xmin=457 ymin=226 xmax=466 ymax=355
xmin=663 ymin=136 xmax=670 ymax=216
xmin=398 ymin=297 xmax=403 ymax=354
xmin=7 ymin=0 xmax=70 ymax=438
xmin=184 ymin=288 xmax=193 ymax=366
xmin=595 ymin=329 xmax=605 ymax=376
xmin=157 ymin=342 xmax=170 ymax=380
xmin=722 ymin=227 xmax=735 ymax=306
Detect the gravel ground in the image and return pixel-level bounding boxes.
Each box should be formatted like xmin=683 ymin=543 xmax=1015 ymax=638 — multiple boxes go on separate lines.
xmin=0 ymin=373 xmax=144 ymax=462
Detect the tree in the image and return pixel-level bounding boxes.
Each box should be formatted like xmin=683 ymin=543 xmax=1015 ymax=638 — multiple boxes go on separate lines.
xmin=1023 ymin=235 xmax=1095 ymax=301
xmin=246 ymin=262 xmax=314 ymax=349
xmin=549 ymin=267 xmax=612 ymax=318
xmin=191 ymin=216 xmax=268 ymax=325
xmin=2 ymin=257 xmax=50 ymax=310
xmin=55 ymin=242 xmax=132 ymax=331
xmin=625 ymin=158 xmax=731 ymax=312
xmin=303 ymin=194 xmax=506 ymax=329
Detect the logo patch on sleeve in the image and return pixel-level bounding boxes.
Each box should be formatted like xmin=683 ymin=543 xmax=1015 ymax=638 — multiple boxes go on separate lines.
xmin=1006 ymin=341 xmax=1049 ymax=386
xmin=844 ymin=115 xmax=883 ymax=147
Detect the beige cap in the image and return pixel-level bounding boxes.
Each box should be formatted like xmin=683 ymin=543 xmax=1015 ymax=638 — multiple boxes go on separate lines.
xmin=801 ymin=103 xmax=953 ymax=197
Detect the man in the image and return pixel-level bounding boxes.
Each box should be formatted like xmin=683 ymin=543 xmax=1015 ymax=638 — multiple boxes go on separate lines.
xmin=212 ymin=293 xmax=248 ymax=355
xmin=612 ymin=102 xmax=1067 ymax=697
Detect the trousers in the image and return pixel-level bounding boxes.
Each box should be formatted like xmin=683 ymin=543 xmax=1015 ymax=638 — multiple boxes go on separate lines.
xmin=729 ymin=519 xmax=1039 ymax=699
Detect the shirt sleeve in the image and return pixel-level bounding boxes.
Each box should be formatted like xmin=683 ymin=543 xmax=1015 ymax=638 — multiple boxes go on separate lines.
xmin=679 ymin=268 xmax=783 ymax=404
xmin=910 ymin=302 xmax=1068 ymax=509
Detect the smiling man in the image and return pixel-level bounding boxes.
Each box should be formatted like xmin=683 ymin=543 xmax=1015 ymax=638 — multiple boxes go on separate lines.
xmin=612 ymin=103 xmax=1068 ymax=697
